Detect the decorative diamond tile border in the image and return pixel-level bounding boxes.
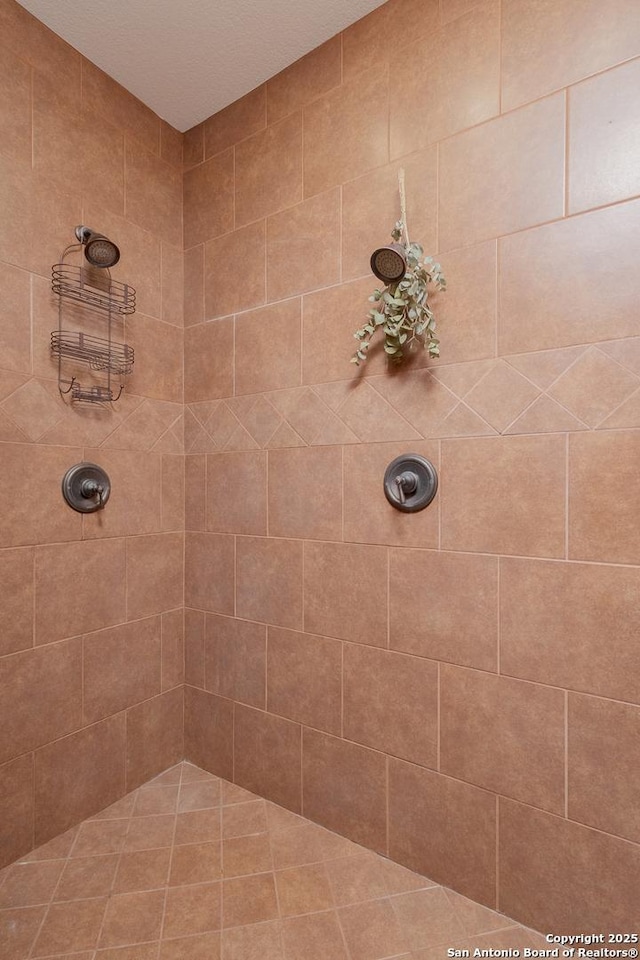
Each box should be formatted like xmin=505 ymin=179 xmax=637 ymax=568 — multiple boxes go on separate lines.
xmin=184 ymin=338 xmax=640 ymax=454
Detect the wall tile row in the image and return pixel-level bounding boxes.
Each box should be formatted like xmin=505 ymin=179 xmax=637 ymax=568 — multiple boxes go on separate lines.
xmin=183 ymin=685 xmax=640 ymax=928
xmin=186 ymin=596 xmax=640 ymax=842
xmin=0 ymin=687 xmax=183 ymax=866
xmin=184 ymin=430 xmax=640 ymax=564
xmin=0 ymin=445 xmax=184 ymax=549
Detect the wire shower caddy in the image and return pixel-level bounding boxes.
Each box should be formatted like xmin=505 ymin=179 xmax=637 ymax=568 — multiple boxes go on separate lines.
xmin=51 ymin=245 xmax=136 ymax=403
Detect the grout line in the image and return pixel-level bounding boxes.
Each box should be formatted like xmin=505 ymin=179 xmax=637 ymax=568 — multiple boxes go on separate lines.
xmin=495 ymin=793 xmax=500 ymax=909
xmin=436 ymin=662 xmax=441 ymax=772
xmin=301 ymin=540 xmax=306 ymax=634
xmin=385 ymin=755 xmax=390 ymax=859
xmin=340 ymin=445 xmax=345 ymax=543
xmin=497 ymin=0 xmax=503 ymax=115
xmin=497 ymin=557 xmax=501 ymax=675
xmin=564 ymin=690 xmax=569 ymax=819
xmin=299 ymin=720 xmax=304 ymax=817
xmin=29 ymin=66 xmax=34 ymax=171
xmin=233 ymin=534 xmax=237 ymax=618
xmin=435 ymin=141 xmax=440 ymax=256
xmin=340 ymin=639 xmax=344 ymax=741
xmin=564 ymin=433 xmax=570 ymax=559
xmin=563 ymin=87 xmax=570 ymax=218
xmin=232 ymin=144 xmax=236 ymax=232
xmin=386 ymin=548 xmax=390 ymax=650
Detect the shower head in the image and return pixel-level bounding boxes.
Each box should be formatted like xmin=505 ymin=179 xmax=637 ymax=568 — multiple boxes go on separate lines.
xmin=74 ymin=225 xmax=120 ymax=269
xmin=370 ymin=242 xmax=407 ymax=285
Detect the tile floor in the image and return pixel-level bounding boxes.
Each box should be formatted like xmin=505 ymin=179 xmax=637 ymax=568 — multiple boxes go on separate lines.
xmin=0 ymin=762 xmax=545 ymax=960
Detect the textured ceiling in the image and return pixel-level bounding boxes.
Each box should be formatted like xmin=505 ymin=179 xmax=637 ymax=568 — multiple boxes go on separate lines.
xmin=16 ymin=0 xmax=387 ymax=132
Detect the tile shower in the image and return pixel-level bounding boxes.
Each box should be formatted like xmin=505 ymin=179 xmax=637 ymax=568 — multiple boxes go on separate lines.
xmin=0 ymin=0 xmax=639 ymax=953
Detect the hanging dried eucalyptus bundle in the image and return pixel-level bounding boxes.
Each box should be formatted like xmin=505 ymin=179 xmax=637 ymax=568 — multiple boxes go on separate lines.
xmin=351 ymin=172 xmax=446 ymax=366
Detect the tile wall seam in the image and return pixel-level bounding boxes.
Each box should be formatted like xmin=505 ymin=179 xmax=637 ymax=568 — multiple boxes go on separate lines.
xmin=22 ymin=519 xmax=640 ymax=566
xmin=436 ymin=662 xmax=441 ymax=772
xmin=31 ymin=546 xmax=36 ymax=649
xmin=385 ymin=753 xmax=390 ymax=857
xmin=495 ymin=792 xmax=640 ymax=850
xmin=29 ymin=64 xmax=35 ymax=171
xmin=385 ymin=548 xmax=390 ymax=651
xmin=29 ymin=749 xmax=36 ymax=857
xmin=495 ymin=793 xmax=500 ymax=909
xmin=189 ymin=184 xmax=640 ymax=322
xmin=497 ymin=0 xmax=503 ymax=115
xmin=497 ymin=557 xmax=501 ymax=675
xmin=563 ymin=87 xmax=569 ymax=218
xmin=564 ymin=434 xmax=570 ymax=559
xmin=564 ymin=689 xmax=569 ymax=819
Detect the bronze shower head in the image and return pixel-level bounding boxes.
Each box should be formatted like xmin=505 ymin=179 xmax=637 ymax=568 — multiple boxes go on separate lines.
xmin=75 ymin=225 xmax=120 ymax=268
xmin=370 ymin=242 xmax=407 ymax=285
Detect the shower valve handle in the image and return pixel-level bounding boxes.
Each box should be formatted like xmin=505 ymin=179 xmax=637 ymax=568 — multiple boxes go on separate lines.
xmin=395 ymin=471 xmax=418 ymax=504
xmin=80 ymin=479 xmax=104 ymax=506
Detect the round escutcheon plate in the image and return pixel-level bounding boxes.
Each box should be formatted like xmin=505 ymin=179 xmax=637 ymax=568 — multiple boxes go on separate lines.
xmin=62 ymin=462 xmax=111 ymax=513
xmin=383 ymin=454 xmax=438 ymax=513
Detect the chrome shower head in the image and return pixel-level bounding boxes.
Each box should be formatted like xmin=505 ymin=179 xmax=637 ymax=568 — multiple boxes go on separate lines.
xmin=74 ymin=225 xmax=120 ymax=268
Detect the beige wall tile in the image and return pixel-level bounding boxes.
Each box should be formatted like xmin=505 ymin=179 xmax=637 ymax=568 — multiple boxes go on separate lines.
xmin=236 ymin=536 xmax=303 ymax=629
xmin=234 ymin=300 xmax=301 ymax=395
xmin=205 ymin=85 xmax=266 ymax=157
xmin=569 ymin=59 xmax=640 ymax=214
xmin=569 ymin=431 xmax=640 ymax=565
xmin=126 ymin=533 xmax=184 ymax=620
xmin=569 ymin=693 xmax=640 ymax=844
xmin=439 ymin=95 xmax=565 ymax=251
xmin=184 ymin=149 xmax=234 ymax=247
xmin=267 ymin=37 xmax=342 ymax=124
xmin=267 ymin=626 xmax=342 ymax=734
xmin=126 ymin=687 xmax=183 ymax=791
xmin=441 ymin=435 xmax=566 ymax=557
xmin=0 ymin=639 xmax=82 ymax=764
xmin=499 ymin=201 xmax=640 ymax=354
xmin=35 ymin=539 xmax=126 ymax=646
xmin=184 ymin=686 xmax=234 ymax=779
xmin=83 ymin=618 xmax=162 ymax=723
xmin=185 ymin=319 xmax=234 ymax=402
xmin=185 ymin=533 xmax=235 ymax=615
xmin=235 ymin=113 xmax=302 ymax=226
xmin=390 ymin=549 xmax=498 ymax=673
xmin=266 ymin=189 xmax=340 ymax=301
xmin=304 ymin=541 xmax=387 ymax=647
xmin=234 ymin=704 xmax=302 ymax=812
xmin=440 ymin=665 xmax=565 ymax=814
xmin=303 ymin=66 xmax=389 ymax=199
xmin=390 ymin=2 xmax=500 ymax=159
xmin=205 ymin=614 xmax=266 ymax=708
xmin=501 ymin=0 xmax=640 ymax=111
xmin=206 ymin=451 xmax=267 ymax=535
xmin=500 ymin=558 xmax=640 ymax=704
xmin=268 ymin=446 xmax=342 ymax=541
xmin=34 ymin=714 xmax=126 ymax=844
xmin=0 ymin=755 xmax=34 ymax=868
xmin=0 ymin=546 xmax=34 ymax=656
xmin=205 ymin=221 xmax=266 ymax=319
xmin=498 ymin=797 xmax=640 ymax=933
xmin=344 ymin=644 xmax=438 ymax=767
xmin=389 ymin=759 xmax=496 ymax=907
xmin=302 ymin=729 xmax=387 ymax=852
